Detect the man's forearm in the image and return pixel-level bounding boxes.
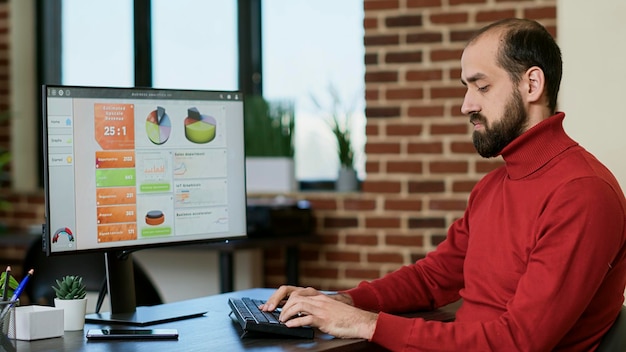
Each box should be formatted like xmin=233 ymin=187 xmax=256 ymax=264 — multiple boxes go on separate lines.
xmin=328 ymin=292 xmax=354 ymax=306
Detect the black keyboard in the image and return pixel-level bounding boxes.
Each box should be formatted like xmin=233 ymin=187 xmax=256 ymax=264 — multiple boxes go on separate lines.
xmin=228 ymin=297 xmax=314 ymax=339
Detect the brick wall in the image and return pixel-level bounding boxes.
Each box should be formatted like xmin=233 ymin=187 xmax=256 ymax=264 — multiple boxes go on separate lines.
xmin=0 ymin=1 xmax=557 ymax=291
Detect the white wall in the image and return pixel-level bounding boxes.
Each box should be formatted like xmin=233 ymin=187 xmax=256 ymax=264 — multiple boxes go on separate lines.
xmin=134 ymin=248 xmax=263 ymax=303
xmin=558 ymin=0 xmax=626 ymax=189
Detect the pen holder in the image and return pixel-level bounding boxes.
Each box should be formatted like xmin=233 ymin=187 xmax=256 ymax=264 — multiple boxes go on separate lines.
xmin=0 ymin=299 xmax=18 ymax=339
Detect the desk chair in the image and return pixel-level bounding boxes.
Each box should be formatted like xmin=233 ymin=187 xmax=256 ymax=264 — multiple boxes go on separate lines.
xmin=22 ymin=237 xmax=162 ymax=308
xmin=596 ymin=305 xmax=626 ymax=352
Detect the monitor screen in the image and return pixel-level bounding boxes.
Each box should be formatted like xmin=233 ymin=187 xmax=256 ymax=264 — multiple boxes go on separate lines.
xmin=43 ymin=85 xmax=247 ymax=255
xmin=42 ymin=85 xmax=247 ymax=325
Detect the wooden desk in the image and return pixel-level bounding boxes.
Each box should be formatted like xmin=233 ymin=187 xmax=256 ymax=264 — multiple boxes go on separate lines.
xmin=10 ymin=288 xmax=458 ymax=352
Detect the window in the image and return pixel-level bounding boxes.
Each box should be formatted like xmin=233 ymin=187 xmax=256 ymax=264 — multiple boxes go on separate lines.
xmin=62 ymin=0 xmax=134 ymax=86
xmin=151 ymin=0 xmax=238 ymax=90
xmin=51 ymin=0 xmax=365 ymax=185
xmin=262 ymin=0 xmax=365 ymax=181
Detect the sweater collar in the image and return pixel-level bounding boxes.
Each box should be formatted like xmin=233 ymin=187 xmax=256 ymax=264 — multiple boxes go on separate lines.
xmin=498 ymin=112 xmax=578 ymax=180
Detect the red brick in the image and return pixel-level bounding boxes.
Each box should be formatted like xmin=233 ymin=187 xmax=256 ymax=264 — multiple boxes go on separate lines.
xmin=429 ymin=199 xmax=467 ymax=211
xmin=367 ymin=252 xmax=404 ymax=263
xmin=407 ymin=142 xmax=443 ymax=154
xmin=450 ymin=30 xmax=476 ymax=42
xmin=365 ymin=71 xmax=398 ymax=83
xmin=387 ymin=161 xmax=423 ymax=174
xmin=452 ymin=180 xmax=479 ymax=192
xmin=387 ymin=124 xmax=423 ymax=136
xmin=430 ymin=12 xmax=469 ymax=24
xmin=450 ymin=141 xmax=476 ymax=154
xmin=343 ymin=198 xmax=377 ymax=211
xmin=407 ymin=0 xmax=442 ymax=8
xmin=386 ymin=87 xmax=424 ymax=100
xmin=429 ymin=161 xmax=468 ymax=173
xmin=431 ymin=86 xmax=465 ymax=99
xmin=366 ymin=106 xmax=401 ymax=118
xmin=386 ymin=233 xmax=424 ymax=247
xmin=365 ymin=88 xmax=379 ymax=100
xmin=430 ymin=49 xmax=463 ymax=62
xmin=323 ymin=217 xmax=359 ymax=229
xmin=406 ymin=32 xmax=443 ymax=44
xmin=362 ymin=181 xmax=402 ymax=194
xmin=365 ymin=123 xmax=380 ymax=136
xmin=406 ymin=69 xmax=443 ymax=81
xmin=325 ymin=251 xmax=361 ymax=263
xmin=365 ymin=161 xmax=381 ymax=173
xmin=365 ymin=142 xmax=401 ymax=154
xmin=408 ymin=217 xmax=446 ymax=229
xmin=364 ymin=0 xmax=400 ymax=10
xmin=385 ymin=15 xmax=423 ymax=28
xmin=346 ymin=233 xmax=379 ymax=246
xmin=431 ymin=123 xmax=468 ymax=135
xmin=309 ymin=199 xmax=338 ymax=210
xmin=364 ymin=34 xmax=400 ymax=46
xmin=365 ymin=217 xmax=401 ymax=228
xmin=384 ymin=199 xmax=423 ymax=211
xmin=365 ymin=53 xmax=379 ymax=65
xmin=385 ymin=51 xmax=423 ymax=64
xmin=476 ymin=10 xmax=517 ymax=23
xmin=363 ymin=17 xmax=378 ymax=30
xmin=524 ymin=6 xmax=557 ymax=20
xmin=408 ymin=180 xmax=445 ymax=193
xmin=407 ymin=105 xmax=445 ymax=118
xmin=449 ymin=0 xmax=486 ymax=5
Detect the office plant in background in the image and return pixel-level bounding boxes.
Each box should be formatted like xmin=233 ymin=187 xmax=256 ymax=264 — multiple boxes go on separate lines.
xmin=244 ymin=95 xmax=297 ymax=193
xmin=311 ymin=84 xmax=359 ymax=192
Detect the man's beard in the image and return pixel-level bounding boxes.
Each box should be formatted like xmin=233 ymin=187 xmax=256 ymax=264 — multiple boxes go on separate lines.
xmin=471 ymin=90 xmax=528 ymax=158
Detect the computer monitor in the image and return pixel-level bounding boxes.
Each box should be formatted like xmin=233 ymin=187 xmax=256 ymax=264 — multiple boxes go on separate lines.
xmin=42 ymin=85 xmax=247 ymax=325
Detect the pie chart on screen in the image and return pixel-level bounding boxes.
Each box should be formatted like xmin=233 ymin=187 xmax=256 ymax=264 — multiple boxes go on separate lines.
xmin=184 ymin=107 xmax=216 ymax=144
xmin=146 ymin=106 xmax=172 ymax=145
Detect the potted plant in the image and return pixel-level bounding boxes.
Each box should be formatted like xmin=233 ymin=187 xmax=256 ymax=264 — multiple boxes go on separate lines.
xmin=311 ymin=84 xmax=359 ymax=191
xmin=52 ymin=275 xmax=87 ymax=331
xmin=244 ymin=95 xmax=297 ymax=193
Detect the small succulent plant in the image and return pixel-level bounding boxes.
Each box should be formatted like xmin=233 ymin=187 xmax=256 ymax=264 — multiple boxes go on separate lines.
xmin=52 ymin=275 xmax=87 ymax=300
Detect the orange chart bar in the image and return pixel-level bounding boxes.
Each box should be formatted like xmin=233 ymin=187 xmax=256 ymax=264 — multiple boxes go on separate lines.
xmin=97 ymin=223 xmax=137 ymax=242
xmin=96 ymin=187 xmax=136 ymax=206
xmin=97 ymin=205 xmax=137 ymax=224
xmin=96 ymin=150 xmax=135 ymax=169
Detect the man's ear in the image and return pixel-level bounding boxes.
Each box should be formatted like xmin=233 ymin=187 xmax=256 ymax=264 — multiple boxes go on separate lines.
xmin=524 ymin=66 xmax=545 ymax=104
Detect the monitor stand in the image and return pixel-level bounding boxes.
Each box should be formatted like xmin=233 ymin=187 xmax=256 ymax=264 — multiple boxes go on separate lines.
xmin=84 ymin=251 xmax=207 ymax=326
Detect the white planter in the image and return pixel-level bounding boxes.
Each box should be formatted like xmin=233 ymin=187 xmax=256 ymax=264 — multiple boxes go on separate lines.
xmin=336 ymin=167 xmax=358 ymax=192
xmin=246 ymin=157 xmax=297 ymax=193
xmin=54 ymin=298 xmax=87 ymax=331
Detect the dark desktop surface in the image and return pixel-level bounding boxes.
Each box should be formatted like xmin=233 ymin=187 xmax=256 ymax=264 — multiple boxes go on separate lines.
xmin=11 ymin=288 xmax=374 ymax=352
xmin=12 ymin=288 xmax=458 ymax=352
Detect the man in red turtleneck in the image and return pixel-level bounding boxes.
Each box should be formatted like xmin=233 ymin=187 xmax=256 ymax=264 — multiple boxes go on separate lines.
xmin=261 ymin=18 xmax=626 ymax=351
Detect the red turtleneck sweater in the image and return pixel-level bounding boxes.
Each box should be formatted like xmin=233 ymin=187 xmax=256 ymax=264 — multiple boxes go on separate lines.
xmin=346 ymin=113 xmax=626 ymax=351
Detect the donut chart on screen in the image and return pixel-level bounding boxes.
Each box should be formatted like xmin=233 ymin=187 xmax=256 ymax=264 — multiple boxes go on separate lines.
xmin=184 ymin=107 xmax=216 ymax=144
xmin=146 ymin=106 xmax=172 ymax=145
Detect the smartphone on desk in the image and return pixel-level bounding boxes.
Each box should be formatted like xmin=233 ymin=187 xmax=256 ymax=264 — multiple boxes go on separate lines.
xmin=86 ymin=328 xmax=179 ymax=340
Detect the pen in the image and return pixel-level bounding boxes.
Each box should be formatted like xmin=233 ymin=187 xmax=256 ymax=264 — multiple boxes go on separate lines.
xmin=10 ymin=268 xmax=34 ymax=302
xmin=1 ymin=266 xmax=10 ymax=301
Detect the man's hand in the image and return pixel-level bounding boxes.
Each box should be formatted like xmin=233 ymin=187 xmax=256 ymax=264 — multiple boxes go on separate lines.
xmin=259 ymin=285 xmax=377 ymax=340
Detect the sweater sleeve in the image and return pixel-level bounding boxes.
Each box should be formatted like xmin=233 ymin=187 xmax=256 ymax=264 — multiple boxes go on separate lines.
xmin=348 ymin=178 xmax=626 ymax=351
